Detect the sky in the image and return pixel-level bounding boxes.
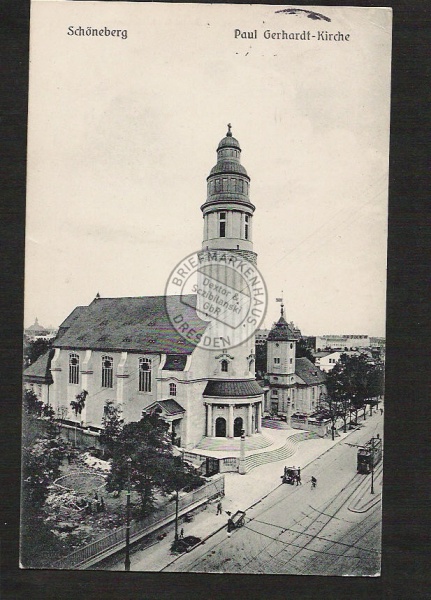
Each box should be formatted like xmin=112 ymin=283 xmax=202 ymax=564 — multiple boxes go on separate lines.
xmin=25 ymin=3 xmax=392 ymax=336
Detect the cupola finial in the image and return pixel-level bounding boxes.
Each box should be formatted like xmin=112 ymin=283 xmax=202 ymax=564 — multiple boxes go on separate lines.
xmin=227 ymin=123 xmax=232 ymax=137
xmin=281 ymin=303 xmax=284 ymax=318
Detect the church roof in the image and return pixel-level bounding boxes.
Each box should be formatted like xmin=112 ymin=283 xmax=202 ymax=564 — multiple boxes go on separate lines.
xmin=144 ymin=398 xmax=185 ymax=417
xmin=53 ymin=295 xmax=208 ymax=354
xmin=203 ymin=379 xmax=264 ymax=398
xmin=295 ymin=358 xmax=326 ymax=385
xmin=267 ymin=314 xmax=297 ymax=341
xmin=23 ymin=349 xmax=54 ymax=384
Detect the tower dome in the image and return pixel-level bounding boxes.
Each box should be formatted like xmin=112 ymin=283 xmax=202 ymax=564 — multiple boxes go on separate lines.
xmin=217 ymin=124 xmax=241 ymax=151
xmin=202 ymin=124 xmax=253 ymax=214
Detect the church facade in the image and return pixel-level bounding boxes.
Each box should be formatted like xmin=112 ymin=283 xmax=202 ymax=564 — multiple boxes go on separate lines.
xmin=28 ymin=127 xmax=265 ymax=451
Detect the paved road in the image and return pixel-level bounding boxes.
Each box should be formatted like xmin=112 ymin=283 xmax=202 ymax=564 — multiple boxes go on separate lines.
xmin=165 ymin=413 xmax=383 ymax=575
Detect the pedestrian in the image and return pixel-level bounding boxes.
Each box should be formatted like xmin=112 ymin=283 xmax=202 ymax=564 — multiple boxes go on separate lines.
xmin=180 ymin=528 xmax=184 ymax=539
xmin=296 ymin=471 xmax=302 ymax=486
xmin=227 ymin=518 xmax=233 ymax=537
xmin=100 ymin=496 xmax=105 ymax=511
xmin=380 ymin=408 xmax=383 ymax=415
xmin=311 ymin=476 xmax=317 ymax=489
xmin=217 ymin=501 xmax=222 ymax=515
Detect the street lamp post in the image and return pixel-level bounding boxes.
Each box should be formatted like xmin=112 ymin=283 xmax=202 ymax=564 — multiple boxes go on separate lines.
xmin=124 ymin=457 xmax=132 ymax=571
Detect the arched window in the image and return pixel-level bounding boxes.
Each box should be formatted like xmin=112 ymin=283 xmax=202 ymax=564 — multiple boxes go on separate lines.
xmin=221 ymin=360 xmax=228 ymax=372
xmin=169 ymin=383 xmax=177 ymax=397
xmin=69 ymin=353 xmax=79 ymax=385
xmin=139 ymin=357 xmax=152 ymax=392
xmin=102 ymin=355 xmax=113 ymax=388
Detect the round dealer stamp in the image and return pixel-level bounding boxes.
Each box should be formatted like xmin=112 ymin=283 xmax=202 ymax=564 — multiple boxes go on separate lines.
xmin=165 ymin=250 xmax=268 ymax=351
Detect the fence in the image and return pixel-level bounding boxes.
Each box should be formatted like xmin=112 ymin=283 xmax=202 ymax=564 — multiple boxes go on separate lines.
xmin=51 ymin=474 xmax=225 ymax=570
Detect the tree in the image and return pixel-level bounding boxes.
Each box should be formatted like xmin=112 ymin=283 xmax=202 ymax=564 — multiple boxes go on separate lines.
xmin=325 ymin=365 xmax=351 ymax=433
xmin=99 ymin=400 xmax=124 ymax=457
xmin=317 ymin=393 xmax=343 ymax=440
xmin=255 ymin=343 xmax=267 ymax=377
xmin=107 ymin=412 xmax=202 ymax=518
xmin=22 ymin=437 xmax=67 ymax=506
xmin=70 ymin=390 xmax=88 ymax=420
xmin=366 ymin=362 xmax=385 ymax=409
xmin=23 ymin=388 xmax=44 ymax=417
xmin=23 ymin=337 xmax=52 ymax=368
xmin=296 ymin=339 xmax=315 ymax=363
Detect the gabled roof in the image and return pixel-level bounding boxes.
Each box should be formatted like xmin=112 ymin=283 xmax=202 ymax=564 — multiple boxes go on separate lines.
xmin=53 ymin=295 xmax=208 ymax=354
xmin=23 ymin=349 xmax=54 ymax=384
xmin=144 ymin=399 xmax=185 ymax=417
xmin=295 ymin=357 xmax=326 ymax=385
xmin=203 ymin=379 xmax=264 ymax=398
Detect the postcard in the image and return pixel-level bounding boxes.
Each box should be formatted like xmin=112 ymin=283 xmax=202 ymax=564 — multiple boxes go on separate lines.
xmin=22 ymin=2 xmax=391 ymax=575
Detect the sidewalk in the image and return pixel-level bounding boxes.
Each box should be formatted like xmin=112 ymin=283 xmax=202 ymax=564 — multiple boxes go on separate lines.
xmin=106 ymin=410 xmax=383 ymax=571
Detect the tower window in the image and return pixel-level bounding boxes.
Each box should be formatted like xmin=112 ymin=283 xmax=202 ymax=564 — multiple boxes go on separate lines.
xmin=169 ymin=383 xmax=177 ymax=397
xmin=222 ymin=178 xmax=228 ymax=191
xmin=69 ymin=353 xmax=79 ymax=385
xmin=244 ymin=215 xmax=249 ymax=240
xmin=274 ymin=357 xmax=280 ymax=365
xmin=231 ymin=178 xmax=237 ymax=192
xmin=290 ymin=358 xmax=293 ymax=364
xmin=219 ymin=212 xmax=226 ymax=238
xmin=139 ymin=357 xmax=152 ymax=392
xmin=215 ymin=179 xmax=221 ymax=192
xmin=102 ymin=355 xmax=113 ymax=388
xmin=221 ymin=360 xmax=228 ymax=372
xmin=238 ymin=180 xmax=244 ymax=192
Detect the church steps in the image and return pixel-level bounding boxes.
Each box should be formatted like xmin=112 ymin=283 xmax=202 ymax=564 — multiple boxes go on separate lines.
xmin=244 ymin=431 xmax=317 ymax=472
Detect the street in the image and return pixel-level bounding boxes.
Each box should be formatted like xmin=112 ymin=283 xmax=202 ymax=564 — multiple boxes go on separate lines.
xmin=165 ymin=414 xmax=383 ymax=575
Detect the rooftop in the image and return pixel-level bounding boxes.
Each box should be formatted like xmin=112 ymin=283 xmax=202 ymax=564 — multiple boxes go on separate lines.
xmin=54 ymin=294 xmax=208 ymax=354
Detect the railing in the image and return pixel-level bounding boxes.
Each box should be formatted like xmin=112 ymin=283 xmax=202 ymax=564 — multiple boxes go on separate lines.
xmin=51 ymin=475 xmax=225 ymax=569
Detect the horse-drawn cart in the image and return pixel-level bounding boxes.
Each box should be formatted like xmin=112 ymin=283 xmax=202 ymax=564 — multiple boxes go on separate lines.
xmin=227 ymin=510 xmax=246 ymax=532
xmin=282 ymin=465 xmax=300 ymax=485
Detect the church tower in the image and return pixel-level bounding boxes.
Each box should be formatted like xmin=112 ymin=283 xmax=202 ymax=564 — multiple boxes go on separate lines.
xmin=201 ymin=123 xmax=256 ymax=262
xmin=199 ymin=125 xmax=264 ymax=440
xmin=266 ymin=303 xmax=298 ymax=425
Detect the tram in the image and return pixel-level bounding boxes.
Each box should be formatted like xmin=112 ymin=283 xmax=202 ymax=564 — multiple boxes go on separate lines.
xmin=357 ymin=436 xmax=382 ymax=474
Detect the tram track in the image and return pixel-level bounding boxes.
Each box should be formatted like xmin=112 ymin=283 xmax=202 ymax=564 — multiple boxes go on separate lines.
xmin=241 ymin=463 xmax=382 ymax=573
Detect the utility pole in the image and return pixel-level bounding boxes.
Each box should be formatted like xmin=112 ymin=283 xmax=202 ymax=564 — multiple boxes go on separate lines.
xmin=174 ymin=451 xmax=184 ymax=541
xmin=370 ymin=438 xmax=375 ymax=494
xmin=124 ymin=457 xmax=132 ymax=571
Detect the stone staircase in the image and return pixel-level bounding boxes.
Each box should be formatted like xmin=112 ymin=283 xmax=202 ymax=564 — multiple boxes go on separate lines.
xmin=195 ymin=433 xmax=272 ymax=453
xmin=244 ymin=431 xmax=318 ymax=472
xmin=262 ymin=419 xmax=291 ymax=430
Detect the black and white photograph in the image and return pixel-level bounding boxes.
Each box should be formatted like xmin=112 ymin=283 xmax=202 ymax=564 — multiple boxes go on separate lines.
xmin=21 ymin=2 xmax=392 ymax=576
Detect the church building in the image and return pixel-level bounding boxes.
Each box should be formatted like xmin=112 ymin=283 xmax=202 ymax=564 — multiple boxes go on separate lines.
xmin=25 ymin=126 xmax=265 ymax=455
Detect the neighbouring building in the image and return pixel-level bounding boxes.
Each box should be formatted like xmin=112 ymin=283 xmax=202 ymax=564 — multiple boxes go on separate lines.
xmin=264 ymin=304 xmax=327 ymax=424
xmin=24 ymin=126 xmax=264 ymax=453
xmin=315 ymin=334 xmax=370 ymax=351
xmin=315 ymin=349 xmax=375 ymax=372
